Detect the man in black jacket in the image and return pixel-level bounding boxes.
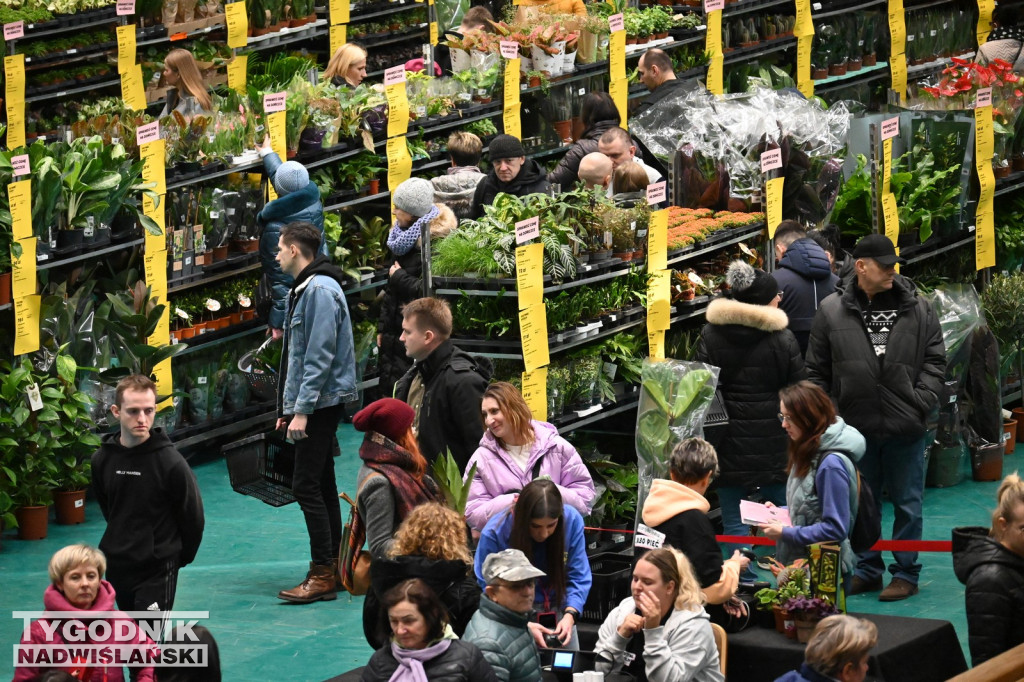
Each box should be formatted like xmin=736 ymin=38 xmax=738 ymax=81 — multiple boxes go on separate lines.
xmin=394 ymin=297 xmax=493 ymax=472
xmin=92 ymin=374 xmax=205 ymax=637
xmin=469 ymin=134 xmax=550 ymax=219
xmin=773 ymin=220 xmax=839 ymax=355
xmin=806 ymin=234 xmax=946 ymax=602
xmin=634 ymin=48 xmax=701 ymax=116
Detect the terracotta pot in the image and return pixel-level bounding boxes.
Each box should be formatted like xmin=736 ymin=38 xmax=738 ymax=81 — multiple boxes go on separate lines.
xmin=369 ymin=179 xmax=380 ymax=194
xmin=637 ymin=35 xmax=649 ymax=44
xmin=193 ymin=321 xmax=209 ymax=334
xmin=15 ymin=505 xmax=49 ymax=540
xmin=1013 ymin=407 xmax=1024 ymax=440
xmin=213 ymin=245 xmax=229 ymax=261
xmin=795 ymin=616 xmax=818 ymax=643
xmin=1013 ymin=156 xmax=1024 ymax=172
xmin=0 ymin=271 xmax=10 ymax=306
xmin=972 ymin=442 xmax=1004 ymax=481
xmin=626 ymin=37 xmax=637 ymax=45
xmin=812 ymin=68 xmax=829 ymax=79
xmin=680 ymin=289 xmax=695 ymax=300
xmin=181 ymin=327 xmax=196 ymax=339
xmin=613 ymin=251 xmax=634 ymax=262
xmin=552 ymin=120 xmax=573 ymax=144
xmin=1005 ymin=419 xmax=1018 ymax=455
xmin=571 ymin=116 xmax=584 ymax=142
xmin=242 ymin=309 xmax=256 ymax=321
xmin=529 ymin=76 xmax=541 ymax=87
xmin=230 ymin=312 xmax=242 ymax=325
xmin=829 ymin=63 xmax=847 ymax=76
xmin=772 ymin=605 xmax=788 ymax=633
xmin=863 ymin=54 xmax=877 ymax=66
xmin=290 ymin=14 xmax=315 ymax=27
xmin=54 ymin=490 xmax=86 ymax=525
xmin=847 ymin=58 xmax=863 ymax=72
xmin=171 ymin=329 xmax=182 ymax=343
xmin=995 ymin=164 xmax=1012 ymax=179
xmin=252 ymin=26 xmax=271 ymax=36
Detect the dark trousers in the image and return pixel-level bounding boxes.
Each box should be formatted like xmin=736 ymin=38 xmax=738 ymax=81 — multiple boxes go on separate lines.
xmin=108 ymin=559 xmax=180 ymax=643
xmin=291 ymin=404 xmax=345 ymax=566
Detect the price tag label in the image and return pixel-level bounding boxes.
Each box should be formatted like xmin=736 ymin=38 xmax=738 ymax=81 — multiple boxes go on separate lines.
xmin=890 ymin=58 xmax=907 ymax=104
xmin=976 ymin=88 xmax=992 ymax=108
xmin=120 ymin=64 xmax=147 ymax=111
xmin=500 ymin=40 xmax=519 ymax=59
xmin=4 ymin=54 xmax=25 ymax=95
xmin=881 ymin=116 xmax=899 ymax=140
xmin=519 ymin=303 xmax=549 ymax=372
xmin=504 ymin=58 xmax=520 ymax=107
xmin=521 ymin=368 xmax=548 ymax=422
xmin=12 ymin=237 xmax=37 ymax=300
xmin=385 ymin=65 xmax=407 ymax=86
xmin=647 ymin=328 xmax=665 ymax=360
xmin=329 ymin=0 xmax=350 ymax=24
xmin=795 ymin=0 xmax=814 ymax=37
xmin=766 ymin=176 xmax=785 ymax=237
xmin=646 ymin=181 xmax=666 ymax=204
xmin=117 ymin=0 xmax=135 ymax=14
xmin=760 ymin=148 xmax=782 ymax=172
xmin=141 ymin=139 xmax=166 ymax=195
xmin=516 ymin=242 xmax=544 ymax=310
xmin=13 ymin=294 xmax=41 ymax=356
xmin=430 ymin=20 xmax=438 ymax=45
xmin=267 ymin=109 xmax=287 ymax=161
xmin=225 ymin=1 xmax=248 ymax=48
xmin=116 ymin=24 xmax=137 ymax=73
xmin=386 ymin=79 xmax=409 ymax=138
xmin=609 ymin=78 xmax=628 ymax=129
xmin=797 ymin=35 xmax=813 ymax=96
xmin=136 ymin=121 xmax=160 ymax=146
xmin=503 ymin=103 xmax=521 ymax=139
xmin=12 ymin=154 xmax=29 ymax=176
xmin=882 ymin=193 xmax=899 ymax=244
xmin=704 ymin=0 xmax=724 ymax=11
xmin=647 ymin=270 xmax=671 ymax=332
xmin=515 ymin=216 xmax=540 ymax=244
xmin=8 ymin=179 xmax=31 ymax=241
xmin=634 ymin=523 xmax=666 ymax=550
xmin=263 ymin=91 xmax=287 ymax=112
xmin=228 ymin=54 xmax=247 ymax=93
xmin=609 ymin=30 xmax=626 ymax=82
xmin=387 ymin=135 xmax=413 ymax=199
xmin=4 ymin=21 xmax=25 ymax=40
xmin=330 ymin=24 xmax=347 ymax=55
xmin=648 ymin=210 xmax=667 ymax=271
xmin=608 ymin=13 xmax=624 ymax=32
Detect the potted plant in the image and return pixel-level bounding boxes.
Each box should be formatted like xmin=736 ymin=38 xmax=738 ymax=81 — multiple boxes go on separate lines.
xmin=49 ymin=354 xmax=101 ymax=525
xmin=753 ymin=565 xmax=811 ymax=634
xmin=783 ymin=595 xmax=841 ymax=642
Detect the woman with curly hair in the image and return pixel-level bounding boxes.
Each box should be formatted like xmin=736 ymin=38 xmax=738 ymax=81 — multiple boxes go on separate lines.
xmin=366 ymin=503 xmax=482 ymax=648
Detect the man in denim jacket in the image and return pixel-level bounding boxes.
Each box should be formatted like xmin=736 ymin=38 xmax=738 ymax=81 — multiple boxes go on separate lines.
xmin=275 ymin=221 xmax=358 ymax=603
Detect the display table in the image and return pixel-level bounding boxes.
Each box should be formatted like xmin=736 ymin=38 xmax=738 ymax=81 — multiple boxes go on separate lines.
xmin=727 ymin=612 xmax=967 ymax=682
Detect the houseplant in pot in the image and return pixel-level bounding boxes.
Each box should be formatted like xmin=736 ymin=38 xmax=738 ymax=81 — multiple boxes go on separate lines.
xmin=782 ymin=595 xmax=841 ymax=643
xmin=49 ymin=353 xmax=102 ymax=525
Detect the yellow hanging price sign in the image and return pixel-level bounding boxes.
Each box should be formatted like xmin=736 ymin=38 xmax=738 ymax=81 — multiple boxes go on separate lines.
xmin=14 ymin=294 xmax=41 ymax=356
xmin=976 ymin=202 xmax=995 ymax=270
xmin=521 ymin=369 xmax=548 ymax=422
xmin=797 ymin=36 xmax=814 ymax=97
xmin=504 ymin=57 xmax=520 ymax=108
xmin=153 ymin=358 xmax=173 ymax=400
xmin=648 ymin=209 xmax=667 ymax=272
xmin=430 ymin=21 xmax=438 ymax=45
xmin=647 ymin=329 xmax=665 ymax=360
xmin=705 ymin=7 xmax=723 ymax=95
xmin=329 ymin=0 xmax=350 ymax=24
xmin=330 ymin=24 xmax=347 ymax=55
xmin=503 ymin=104 xmax=521 ymax=139
xmin=228 ymin=54 xmax=248 ymax=93
xmin=888 ymin=0 xmax=906 ymax=101
xmin=141 ymin=139 xmax=166 ymax=196
xmin=116 ymin=24 xmax=137 ymax=73
xmin=794 ymin=0 xmax=813 ymax=37
xmin=120 ymin=64 xmax=147 ymax=111
xmin=609 ymin=78 xmax=628 ymax=131
xmin=225 ymin=1 xmax=248 ymax=49
xmin=144 ymin=248 xmax=168 ymax=307
xmin=143 ymin=193 xmax=166 ymax=254
xmin=8 ymin=179 xmax=32 ymax=241
xmin=516 ymin=242 xmax=544 ymax=310
xmin=266 ymin=110 xmax=287 ymax=161
xmin=976 ymin=96 xmax=996 ymax=270
xmin=5 ymin=54 xmax=26 ymax=148
xmin=881 ymin=193 xmax=899 ymax=245
xmin=387 ymin=135 xmax=413 ymax=200
xmin=11 ymin=237 xmax=37 ymax=301
xmin=647 ymin=270 xmax=671 ymax=331
xmin=765 ymin=177 xmax=784 ymax=237
xmin=609 ymin=30 xmax=625 ymax=82
xmin=385 ymin=66 xmax=410 ymax=139
xmin=977 ymin=0 xmax=994 ymax=44
xmin=519 ymin=303 xmax=550 ymax=372
xmin=707 ymin=56 xmax=724 ymax=96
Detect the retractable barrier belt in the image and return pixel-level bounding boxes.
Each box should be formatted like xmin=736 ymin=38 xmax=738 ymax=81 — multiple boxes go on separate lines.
xmin=584 ymin=528 xmax=953 ymax=553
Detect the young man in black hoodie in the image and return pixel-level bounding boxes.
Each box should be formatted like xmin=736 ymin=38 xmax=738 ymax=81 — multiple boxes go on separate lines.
xmin=468 ymin=134 xmax=550 ymax=219
xmin=92 ymin=374 xmax=205 ymax=637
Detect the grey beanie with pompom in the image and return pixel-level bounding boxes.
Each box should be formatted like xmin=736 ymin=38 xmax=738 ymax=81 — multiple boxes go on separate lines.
xmin=726 ymin=260 xmax=779 ymax=305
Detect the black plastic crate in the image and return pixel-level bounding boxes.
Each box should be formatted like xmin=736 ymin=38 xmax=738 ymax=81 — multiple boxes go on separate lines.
xmin=581 ymin=553 xmax=634 ymax=623
xmin=223 ymin=432 xmax=297 ymax=507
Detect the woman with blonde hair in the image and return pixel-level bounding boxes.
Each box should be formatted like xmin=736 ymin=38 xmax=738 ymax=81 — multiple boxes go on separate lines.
xmin=366 ymin=502 xmax=482 ymax=648
xmin=15 ymin=545 xmax=159 ymax=682
xmin=954 ymin=472 xmax=1024 ymax=665
xmin=775 ymin=614 xmax=877 ymax=682
xmin=464 ymin=381 xmax=595 ymax=532
xmin=159 ymin=48 xmax=212 ymax=118
xmin=595 ymin=547 xmax=724 ymax=682
xmin=324 ymin=43 xmax=368 ymax=88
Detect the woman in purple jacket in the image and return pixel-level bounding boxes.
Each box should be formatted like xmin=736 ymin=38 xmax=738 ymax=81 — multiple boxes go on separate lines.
xmin=464 ymin=382 xmax=596 ymax=532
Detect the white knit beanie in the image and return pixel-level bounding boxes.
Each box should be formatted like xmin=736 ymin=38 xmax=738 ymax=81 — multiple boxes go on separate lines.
xmin=392 ymin=178 xmax=435 ymax=217
xmin=273 ymin=161 xmax=309 ymax=196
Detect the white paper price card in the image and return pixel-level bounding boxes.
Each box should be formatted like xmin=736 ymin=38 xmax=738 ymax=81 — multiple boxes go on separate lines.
xmin=384 ymin=65 xmax=406 ymax=86
xmin=136 ymin=121 xmax=160 ymax=145
xmin=977 ymin=88 xmax=992 ymax=108
xmin=881 ymin=116 xmax=900 ymax=140
xmin=608 ymin=13 xmax=624 ymax=32
xmin=4 ymin=21 xmax=24 ymax=40
xmin=263 ymin=91 xmax=286 ymax=113
xmin=634 ymin=523 xmax=666 ymax=550
xmin=515 ymin=216 xmax=540 ymax=244
xmin=12 ymin=154 xmax=29 ymax=176
xmin=760 ymin=148 xmax=783 ymax=172
xmin=116 ymin=0 xmax=135 ymax=14
xmin=500 ymin=40 xmax=519 ymax=59
xmin=704 ymin=0 xmax=724 ymax=11
xmin=646 ymin=181 xmax=667 ymax=204
xmin=26 ymin=383 xmax=43 ymax=411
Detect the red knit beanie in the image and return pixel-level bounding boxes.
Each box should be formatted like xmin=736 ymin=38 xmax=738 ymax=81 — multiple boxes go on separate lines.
xmin=352 ymin=398 xmax=415 ymax=442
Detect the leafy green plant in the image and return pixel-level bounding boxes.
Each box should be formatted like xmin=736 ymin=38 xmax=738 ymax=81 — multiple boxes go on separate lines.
xmin=829 ymin=155 xmax=873 ymax=241
xmin=99 ymin=281 xmax=190 ymax=386
xmin=890 ymin=146 xmax=962 ymax=243
xmin=432 ymin=450 xmax=477 ymax=514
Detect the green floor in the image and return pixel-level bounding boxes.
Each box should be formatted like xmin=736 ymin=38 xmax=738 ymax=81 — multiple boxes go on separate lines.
xmin=0 ymin=425 xmax=1013 ymax=681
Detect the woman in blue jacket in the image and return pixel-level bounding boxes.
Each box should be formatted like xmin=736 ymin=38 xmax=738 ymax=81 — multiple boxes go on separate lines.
xmin=257 ymin=140 xmax=325 ymax=338
xmin=475 ymin=479 xmax=591 ymax=651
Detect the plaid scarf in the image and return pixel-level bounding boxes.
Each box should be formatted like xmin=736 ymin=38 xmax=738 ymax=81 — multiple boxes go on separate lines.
xmin=347 ymin=432 xmax=441 ymax=564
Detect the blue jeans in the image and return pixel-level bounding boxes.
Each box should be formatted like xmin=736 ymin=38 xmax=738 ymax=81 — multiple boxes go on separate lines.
xmin=854 ymin=434 xmax=926 ymax=585
xmin=717 ymin=483 xmax=788 ymax=575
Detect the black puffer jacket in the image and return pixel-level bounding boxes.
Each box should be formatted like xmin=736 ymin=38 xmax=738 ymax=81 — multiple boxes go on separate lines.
xmin=547 ymin=119 xmax=619 ymax=189
xmin=695 ymin=298 xmax=806 ymax=487
xmin=805 ymin=275 xmax=946 ymax=438
xmin=775 ymin=238 xmax=839 ymax=355
xmin=632 ymin=76 xmax=702 ymax=116
xmin=363 ymin=554 xmax=482 ymax=649
xmin=469 ymin=160 xmax=550 ymax=219
xmin=360 ymin=639 xmax=498 ymax=682
xmin=377 ymin=205 xmax=457 ymax=396
xmin=394 ymin=340 xmax=493 ymax=471
xmin=953 ymin=526 xmax=1024 ymax=666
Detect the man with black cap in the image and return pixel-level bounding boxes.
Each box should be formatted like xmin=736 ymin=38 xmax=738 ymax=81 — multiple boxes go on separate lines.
xmin=463 ymin=549 xmax=546 ymax=682
xmin=806 ymin=234 xmax=945 ymax=602
xmin=469 ymin=134 xmax=550 ymax=219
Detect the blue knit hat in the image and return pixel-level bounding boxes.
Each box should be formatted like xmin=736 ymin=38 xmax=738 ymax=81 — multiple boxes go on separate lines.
xmin=273 ymin=161 xmax=309 ymax=196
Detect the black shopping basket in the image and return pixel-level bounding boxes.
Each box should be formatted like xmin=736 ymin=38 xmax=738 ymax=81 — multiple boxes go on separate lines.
xmin=223 ymin=431 xmax=297 ymax=507
xmin=581 ymin=552 xmax=634 ymax=623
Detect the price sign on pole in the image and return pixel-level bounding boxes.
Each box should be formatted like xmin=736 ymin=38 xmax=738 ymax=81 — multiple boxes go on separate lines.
xmin=228 ymin=54 xmax=248 ymax=93
xmin=521 ymin=369 xmax=548 ymax=422
xmin=385 ymin=65 xmax=409 ymax=139
xmin=5 ymin=54 xmax=26 ymax=148
xmin=116 ymin=24 xmax=137 ymax=72
xmin=976 ymin=91 xmax=996 ymax=270
xmin=225 ymin=1 xmax=248 ymax=49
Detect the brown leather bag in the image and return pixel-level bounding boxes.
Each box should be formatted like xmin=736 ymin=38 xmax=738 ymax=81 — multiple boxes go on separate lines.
xmin=338 ymin=492 xmax=371 ymax=595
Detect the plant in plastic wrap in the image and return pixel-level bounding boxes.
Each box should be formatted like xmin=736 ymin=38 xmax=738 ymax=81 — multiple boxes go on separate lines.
xmin=634 ymin=359 xmax=719 ymax=519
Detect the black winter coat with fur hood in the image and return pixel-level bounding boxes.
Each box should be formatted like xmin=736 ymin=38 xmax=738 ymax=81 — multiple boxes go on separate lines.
xmin=695 ymin=298 xmax=807 ymax=487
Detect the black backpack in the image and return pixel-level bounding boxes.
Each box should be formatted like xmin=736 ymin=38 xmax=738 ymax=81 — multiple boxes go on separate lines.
xmin=817 ymin=452 xmax=882 ymax=554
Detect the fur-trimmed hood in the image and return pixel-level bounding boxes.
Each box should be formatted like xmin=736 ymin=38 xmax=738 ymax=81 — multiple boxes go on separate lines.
xmin=706 ymin=297 xmax=789 ymax=331
xmin=429 ymin=203 xmax=458 ymax=239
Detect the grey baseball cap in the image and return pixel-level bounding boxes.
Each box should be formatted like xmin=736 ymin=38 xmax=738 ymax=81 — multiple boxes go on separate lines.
xmin=482 ymin=549 xmax=546 ymax=583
